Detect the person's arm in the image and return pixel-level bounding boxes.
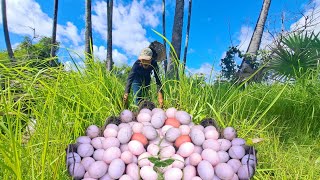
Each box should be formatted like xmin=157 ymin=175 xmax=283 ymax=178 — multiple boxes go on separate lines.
xmin=152 ymin=61 xmax=163 ymax=93
xmin=124 ymin=65 xmax=136 ymax=94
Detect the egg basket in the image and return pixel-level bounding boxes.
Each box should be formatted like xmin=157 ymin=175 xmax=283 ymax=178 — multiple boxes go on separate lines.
xmin=66 ymin=108 xmax=258 ymax=180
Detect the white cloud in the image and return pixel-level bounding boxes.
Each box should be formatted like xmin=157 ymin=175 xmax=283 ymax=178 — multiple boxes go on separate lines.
xmin=290 ymin=0 xmax=320 ymax=33
xmin=0 ymin=0 xmax=81 ymax=46
xmin=93 ymin=45 xmax=128 ymax=66
xmin=92 ymin=0 xmax=162 ymax=56
xmin=187 ymin=62 xmax=217 ymax=81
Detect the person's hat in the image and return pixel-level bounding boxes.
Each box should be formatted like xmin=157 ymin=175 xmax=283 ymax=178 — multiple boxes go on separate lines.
xmin=138 ymin=48 xmax=153 ymax=61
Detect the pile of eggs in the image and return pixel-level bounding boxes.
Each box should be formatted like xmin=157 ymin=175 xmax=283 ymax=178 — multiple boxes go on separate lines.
xmin=67 ymin=107 xmax=257 ymax=180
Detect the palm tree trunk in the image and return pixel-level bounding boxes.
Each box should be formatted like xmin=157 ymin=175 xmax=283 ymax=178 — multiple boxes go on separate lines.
xmin=162 ymin=0 xmax=168 ymax=73
xmin=106 ymin=0 xmax=113 ymax=71
xmin=239 ymin=0 xmax=271 ymax=71
xmin=50 ymin=0 xmax=59 ymax=66
xmin=238 ymin=0 xmax=271 ymax=81
xmin=85 ymin=0 xmax=93 ymax=60
xmin=183 ymin=0 xmax=192 ymax=72
xmin=1 ymin=0 xmax=16 ymax=62
xmin=167 ymin=0 xmax=184 ymax=79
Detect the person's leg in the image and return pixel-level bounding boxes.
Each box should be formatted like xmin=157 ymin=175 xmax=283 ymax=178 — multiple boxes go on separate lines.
xmin=132 ymin=82 xmax=142 ymax=105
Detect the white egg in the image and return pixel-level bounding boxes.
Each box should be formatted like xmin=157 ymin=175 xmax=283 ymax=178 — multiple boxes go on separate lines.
xmin=108 ymin=159 xmax=126 ymax=179
xmin=152 ymin=108 xmax=164 ymax=115
xmin=102 ymin=137 xmax=120 ymax=149
xmin=241 ymin=154 xmax=257 ymax=167
xmin=119 ymin=123 xmax=131 ymax=129
xmin=166 ymin=107 xmax=177 ymax=118
xmin=165 ymin=128 xmax=181 ymax=142
xmin=160 ymin=145 xmax=176 ymax=158
xmin=120 ymin=109 xmax=134 ymax=123
xmin=103 ymin=147 xmax=121 ymax=164
xmin=103 ymin=127 xmax=118 ymax=138
xmin=151 ymin=112 xmax=166 ymax=129
xmin=139 ymin=108 xmax=152 ymax=116
xmin=138 ymin=152 xmax=151 ymax=167
xmin=178 ymin=142 xmax=195 ymax=157
xmin=183 ymin=165 xmax=197 ymax=180
xmin=202 ymin=139 xmax=220 ymax=151
xmin=215 ymin=163 xmax=234 ymax=180
xmin=227 ymin=159 xmax=242 ymax=173
xmin=189 ymin=153 xmax=202 ymax=166
xmin=190 ymin=129 xmax=205 ymax=146
xmin=191 ymin=125 xmax=204 ymax=131
xmin=175 ymin=111 xmax=192 ymax=125
xmin=126 ymin=163 xmax=140 ymax=180
xmin=91 ymin=137 xmax=105 ymax=149
xmin=81 ymin=157 xmax=95 ymax=171
xmin=119 ymin=174 xmax=133 ymax=180
xmin=179 ymin=125 xmax=191 ymax=135
xmin=161 ymin=125 xmax=173 ymax=136
xmin=100 ymin=173 xmax=113 ymax=180
xmin=147 ymin=144 xmax=160 ymax=156
xmin=159 ymin=139 xmax=173 ymax=148
xmin=205 ymin=129 xmax=219 ymax=140
xmin=132 ymin=122 xmax=144 ymax=133
xmin=197 ymin=160 xmax=214 ymax=180
xmin=120 ymin=143 xmax=129 ymax=152
xmin=164 ymin=168 xmax=183 ymax=180
xmin=142 ymin=125 xmax=158 ymax=140
xmin=204 ymin=125 xmax=217 ymax=133
xmin=76 ymin=136 xmax=91 ymax=144
xmin=117 ymin=126 xmax=133 ymax=144
xmin=106 ymin=124 xmax=119 ymax=131
xmin=217 ymin=151 xmax=230 ymax=163
xmin=93 ymin=149 xmax=105 ymax=161
xmin=218 ymin=139 xmax=232 ymax=151
xmin=88 ymin=161 xmax=108 ymax=179
xmin=86 ymin=125 xmax=100 ymax=138
xmin=128 ymin=140 xmax=145 ymax=156
xmin=223 ymin=127 xmax=237 ymax=140
xmin=137 ymin=113 xmax=152 ymax=122
xmin=231 ymin=138 xmax=246 ymax=146
xmin=77 ymin=143 xmax=94 ymax=157
xmin=237 ymin=165 xmax=254 ymax=180
xmin=140 ymin=166 xmax=158 ymax=180
xmin=229 ymin=146 xmax=246 ymax=159
xmin=121 ymin=151 xmax=133 ymax=164
xmin=171 ymin=154 xmax=185 ymax=169
xmin=201 ymin=149 xmax=220 ymax=166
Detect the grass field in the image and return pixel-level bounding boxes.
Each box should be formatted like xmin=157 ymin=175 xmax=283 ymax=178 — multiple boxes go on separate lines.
xmin=0 ymin=60 xmax=319 ymax=179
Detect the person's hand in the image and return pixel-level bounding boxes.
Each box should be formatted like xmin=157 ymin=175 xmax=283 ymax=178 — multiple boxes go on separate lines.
xmin=158 ymin=92 xmax=164 ymax=108
xmin=123 ymin=93 xmax=129 ymax=108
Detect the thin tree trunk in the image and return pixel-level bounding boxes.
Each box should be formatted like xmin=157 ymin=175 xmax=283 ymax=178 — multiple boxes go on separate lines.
xmin=106 ymin=0 xmax=113 ymax=71
xmin=239 ymin=0 xmax=271 ymax=71
xmin=162 ymin=0 xmax=168 ymax=73
xmin=183 ymin=0 xmax=192 ymax=72
xmin=1 ymin=0 xmax=16 ymax=62
xmin=167 ymin=0 xmax=184 ymax=79
xmin=50 ymin=0 xmax=58 ymax=66
xmin=85 ymin=0 xmax=93 ymax=60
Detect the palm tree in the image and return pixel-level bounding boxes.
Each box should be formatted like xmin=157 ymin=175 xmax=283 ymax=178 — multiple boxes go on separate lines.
xmin=85 ymin=0 xmax=93 ymax=60
xmin=182 ymin=0 xmax=192 ymax=72
xmin=167 ymin=0 xmax=184 ymax=79
xmin=106 ymin=0 xmax=113 ymax=71
xmin=162 ymin=0 xmax=168 ymax=73
xmin=50 ymin=0 xmax=59 ymax=66
xmin=238 ymin=0 xmax=271 ymax=79
xmin=1 ymin=0 xmax=15 ymax=62
xmin=267 ymin=32 xmax=320 ymax=80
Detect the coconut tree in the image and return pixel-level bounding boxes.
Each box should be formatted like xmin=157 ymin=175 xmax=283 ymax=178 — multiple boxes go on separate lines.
xmin=182 ymin=0 xmax=192 ymax=72
xmin=167 ymin=0 xmax=184 ymax=79
xmin=85 ymin=0 xmax=93 ymax=60
xmin=50 ymin=0 xmax=59 ymax=66
xmin=106 ymin=0 xmax=113 ymax=71
xmin=1 ymin=0 xmax=15 ymax=62
xmin=162 ymin=0 xmax=168 ymax=73
xmin=267 ymin=32 xmax=320 ymax=80
xmin=238 ymin=0 xmax=271 ymax=79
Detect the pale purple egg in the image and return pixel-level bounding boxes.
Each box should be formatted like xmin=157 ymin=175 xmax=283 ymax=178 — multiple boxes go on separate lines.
xmin=86 ymin=125 xmax=100 ymax=138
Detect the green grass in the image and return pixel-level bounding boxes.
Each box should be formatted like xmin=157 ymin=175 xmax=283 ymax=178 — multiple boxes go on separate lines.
xmin=0 ymin=59 xmax=320 ymax=179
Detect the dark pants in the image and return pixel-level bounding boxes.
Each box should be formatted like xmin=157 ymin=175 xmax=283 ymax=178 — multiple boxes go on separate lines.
xmin=132 ymin=81 xmax=150 ymax=105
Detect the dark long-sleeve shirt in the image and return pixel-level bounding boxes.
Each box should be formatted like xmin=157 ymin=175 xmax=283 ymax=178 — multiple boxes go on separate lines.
xmin=125 ymin=60 xmax=162 ymax=94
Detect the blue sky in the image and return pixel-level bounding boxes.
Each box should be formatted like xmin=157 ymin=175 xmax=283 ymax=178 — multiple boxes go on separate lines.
xmin=1 ymin=0 xmax=319 ymax=75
